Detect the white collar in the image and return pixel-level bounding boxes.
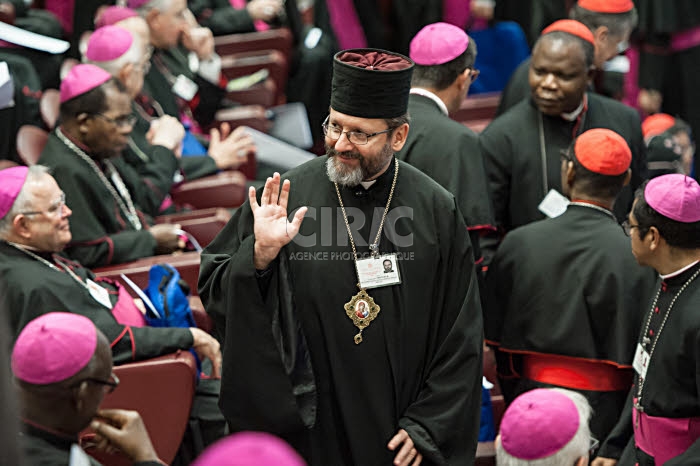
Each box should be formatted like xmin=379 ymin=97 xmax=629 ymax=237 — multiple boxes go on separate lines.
xmin=359 ymin=180 xmax=377 ymax=189
xmin=561 ymin=100 xmax=585 ymax=121
xmin=410 ymin=88 xmax=449 ymax=116
xmin=660 ymin=260 xmax=700 ymax=279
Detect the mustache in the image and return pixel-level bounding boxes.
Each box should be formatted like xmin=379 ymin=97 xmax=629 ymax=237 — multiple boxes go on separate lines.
xmin=327 ymin=147 xmax=361 ymax=160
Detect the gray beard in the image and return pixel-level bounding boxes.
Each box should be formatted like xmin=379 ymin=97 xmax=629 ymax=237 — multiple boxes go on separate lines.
xmin=326 ymin=156 xmax=364 ymax=187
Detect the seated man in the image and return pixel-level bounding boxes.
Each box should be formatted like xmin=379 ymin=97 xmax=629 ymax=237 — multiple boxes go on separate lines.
xmin=39 ymin=64 xmax=186 ymax=267
xmin=85 ymin=22 xmax=255 ymax=186
xmin=0 ymin=165 xmax=221 ymax=369
xmin=13 ymin=312 xmax=163 ymax=465
xmin=496 ymin=388 xmax=593 ymax=466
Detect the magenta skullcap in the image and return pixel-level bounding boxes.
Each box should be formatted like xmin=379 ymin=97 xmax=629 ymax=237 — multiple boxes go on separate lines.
xmin=12 ymin=312 xmax=98 ymax=385
xmin=60 ymin=64 xmax=112 ymax=103
xmin=86 ymin=25 xmax=134 ymax=62
xmin=0 ymin=166 xmax=29 ymax=219
xmin=500 ymin=389 xmax=580 ymax=460
xmin=410 ymin=22 xmax=469 ymax=66
xmin=192 ymin=432 xmax=307 ymax=466
xmin=126 ymin=0 xmax=151 ymax=9
xmin=645 ymin=174 xmax=700 ymax=223
xmin=95 ymin=6 xmax=139 ymax=29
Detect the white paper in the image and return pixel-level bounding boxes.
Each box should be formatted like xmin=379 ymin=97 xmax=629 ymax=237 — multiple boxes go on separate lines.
xmin=242 ymin=126 xmax=316 ymax=170
xmin=0 ymin=62 xmax=14 ymax=110
xmin=0 ymin=21 xmax=69 ymax=54
xmin=538 ymin=189 xmax=570 ymax=218
xmin=69 ymin=444 xmax=92 ymax=466
xmin=120 ymin=273 xmax=161 ymax=319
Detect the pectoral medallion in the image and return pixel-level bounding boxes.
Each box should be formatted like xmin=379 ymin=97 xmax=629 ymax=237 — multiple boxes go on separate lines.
xmin=344 ymin=288 xmax=380 ymax=344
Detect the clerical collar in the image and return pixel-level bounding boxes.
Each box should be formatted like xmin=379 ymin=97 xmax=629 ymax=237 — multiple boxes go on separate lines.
xmin=21 ymin=418 xmax=79 ymax=445
xmin=360 ymin=180 xmax=377 ymax=189
xmin=561 ymin=100 xmax=584 ymax=121
xmin=345 ymin=157 xmax=396 ymax=194
xmin=660 ymin=260 xmax=700 ymax=280
xmin=410 ymin=88 xmax=449 ymax=115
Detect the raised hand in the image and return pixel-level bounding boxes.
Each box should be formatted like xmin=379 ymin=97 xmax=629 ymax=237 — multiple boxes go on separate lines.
xmin=250 ymin=172 xmax=307 ymax=270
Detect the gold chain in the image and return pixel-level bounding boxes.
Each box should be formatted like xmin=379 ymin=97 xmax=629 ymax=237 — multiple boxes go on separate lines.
xmin=334 ymin=159 xmax=399 ymax=286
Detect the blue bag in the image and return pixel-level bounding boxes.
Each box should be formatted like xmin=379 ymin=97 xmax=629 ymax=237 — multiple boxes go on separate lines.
xmin=142 ymin=264 xmax=196 ymax=329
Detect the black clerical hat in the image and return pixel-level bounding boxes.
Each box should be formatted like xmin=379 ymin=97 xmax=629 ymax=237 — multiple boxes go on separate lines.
xmin=331 ymin=48 xmax=414 ymax=119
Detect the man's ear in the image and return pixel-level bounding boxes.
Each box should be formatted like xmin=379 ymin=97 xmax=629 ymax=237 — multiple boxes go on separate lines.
xmin=145 ymin=7 xmax=160 ymax=28
xmin=77 ymin=112 xmax=91 ymax=135
xmin=566 ymin=161 xmax=576 ymax=187
xmin=622 ymin=168 xmax=632 ymax=187
xmin=593 ymin=25 xmax=609 ymax=48
xmin=118 ymin=63 xmax=133 ymax=86
xmin=12 ymin=215 xmax=32 ymax=239
xmin=391 ymin=123 xmax=409 ymax=152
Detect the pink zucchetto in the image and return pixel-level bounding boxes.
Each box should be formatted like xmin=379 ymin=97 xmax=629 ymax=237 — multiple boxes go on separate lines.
xmin=0 ymin=166 xmax=29 ymax=219
xmin=500 ymin=389 xmax=580 ymax=460
xmin=95 ymin=6 xmax=139 ymax=29
xmin=410 ymin=22 xmax=470 ymax=66
xmin=12 ymin=312 xmax=98 ymax=385
xmin=645 ymin=174 xmax=700 ymax=223
xmin=60 ymin=64 xmax=112 ymax=103
xmin=192 ymin=432 xmax=307 ymax=466
xmin=86 ymin=25 xmax=134 ymax=62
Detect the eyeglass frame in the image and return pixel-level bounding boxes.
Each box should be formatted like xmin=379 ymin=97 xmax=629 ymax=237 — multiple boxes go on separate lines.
xmin=322 ymin=115 xmax=397 ymax=146
xmin=622 ymin=219 xmax=640 ymax=236
xmin=467 ymin=67 xmax=480 ymax=83
xmin=70 ymin=372 xmax=120 ymax=394
xmin=91 ymin=113 xmax=138 ymax=129
xmin=18 ymin=192 xmax=67 ymax=217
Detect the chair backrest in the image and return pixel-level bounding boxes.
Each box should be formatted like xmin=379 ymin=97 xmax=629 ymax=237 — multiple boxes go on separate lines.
xmin=82 ymin=350 xmax=198 ymax=466
xmin=40 ymin=89 xmax=60 ymax=129
xmin=15 ymin=125 xmax=49 ymax=166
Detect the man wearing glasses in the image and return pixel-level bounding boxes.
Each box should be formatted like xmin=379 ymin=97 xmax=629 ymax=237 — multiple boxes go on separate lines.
xmin=38 ymin=64 xmax=187 ymax=268
xmin=13 ymin=312 xmax=164 ymax=465
xmin=485 ymin=129 xmax=655 ymax=456
xmin=0 ymin=165 xmax=221 ymax=370
xmin=398 ymin=22 xmax=495 ymax=270
xmin=201 ymin=48 xmax=483 ymax=466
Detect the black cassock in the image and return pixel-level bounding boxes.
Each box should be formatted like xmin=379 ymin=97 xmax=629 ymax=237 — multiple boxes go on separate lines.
xmin=601 ymin=262 xmax=700 ymax=465
xmin=20 ymin=420 xmax=163 ymax=466
xmin=199 ymin=156 xmax=483 ymax=466
xmin=397 ymin=93 xmax=495 ymax=264
xmin=0 ymin=242 xmax=193 ymax=365
xmin=484 ymin=204 xmax=656 ymax=443
xmin=479 ymin=95 xmax=646 ymax=237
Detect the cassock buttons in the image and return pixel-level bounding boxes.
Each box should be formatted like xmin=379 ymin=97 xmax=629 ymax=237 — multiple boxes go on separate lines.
xmin=354 ymin=189 xmax=367 ymax=198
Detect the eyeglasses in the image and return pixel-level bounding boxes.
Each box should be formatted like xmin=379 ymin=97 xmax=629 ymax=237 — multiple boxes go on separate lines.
xmin=468 ymin=68 xmax=480 ymax=83
xmin=322 ymin=116 xmax=395 ymax=145
xmin=72 ymin=373 xmax=120 ymax=394
xmin=92 ymin=113 xmax=137 ymax=129
xmin=622 ymin=219 xmax=640 ymax=236
xmin=589 ymin=437 xmax=600 ymax=456
xmin=19 ymin=193 xmax=67 ymax=217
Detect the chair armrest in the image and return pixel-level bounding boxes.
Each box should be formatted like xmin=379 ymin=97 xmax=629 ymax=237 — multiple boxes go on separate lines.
xmin=170 ymin=171 xmax=248 ymax=209
xmin=189 ymin=295 xmax=213 ymax=334
xmin=475 ymin=441 xmax=496 ymax=466
xmin=213 ymin=104 xmax=272 ymax=136
xmin=93 ymin=251 xmax=201 ymax=294
xmin=83 ymin=351 xmax=198 ymax=466
xmin=451 ymin=92 xmax=501 ymax=123
xmin=214 ymin=27 xmax=293 ymax=58
xmin=156 ymin=207 xmax=232 ymax=224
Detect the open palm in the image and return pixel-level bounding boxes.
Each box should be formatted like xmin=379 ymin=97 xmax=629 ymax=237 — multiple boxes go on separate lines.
xmin=250 ymin=173 xmax=307 ymax=269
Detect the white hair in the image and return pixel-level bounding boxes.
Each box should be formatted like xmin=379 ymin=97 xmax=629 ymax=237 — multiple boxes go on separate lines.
xmin=136 ymin=0 xmax=171 ymax=14
xmin=0 ymin=165 xmax=51 ymax=237
xmin=85 ymin=29 xmax=144 ymax=76
xmin=496 ymin=388 xmax=592 ymax=466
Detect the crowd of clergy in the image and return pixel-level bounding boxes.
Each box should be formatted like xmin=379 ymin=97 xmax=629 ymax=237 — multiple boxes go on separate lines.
xmin=1 ymin=0 xmax=700 ymax=465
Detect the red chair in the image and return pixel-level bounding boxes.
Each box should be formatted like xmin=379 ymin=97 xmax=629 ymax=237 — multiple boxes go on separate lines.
xmin=170 ymin=171 xmax=249 ymax=208
xmin=16 ymin=125 xmax=49 ymax=166
xmin=82 ymin=351 xmax=198 ymax=466
xmin=214 ymin=28 xmax=293 ymax=60
xmin=452 ymin=92 xmax=501 ymax=125
xmin=221 ymin=50 xmax=288 ymax=105
xmin=227 ymin=77 xmax=277 ymax=108
xmin=212 ymin=104 xmax=272 ymax=136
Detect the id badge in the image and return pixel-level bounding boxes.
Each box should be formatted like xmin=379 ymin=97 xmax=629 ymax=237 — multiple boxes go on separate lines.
xmin=633 ymin=343 xmax=650 ymax=379
xmin=86 ymin=279 xmax=113 ymax=309
xmin=356 ymin=253 xmax=401 ymax=290
xmin=538 ymin=189 xmax=569 ymax=218
xmin=172 ymin=74 xmax=198 ymax=101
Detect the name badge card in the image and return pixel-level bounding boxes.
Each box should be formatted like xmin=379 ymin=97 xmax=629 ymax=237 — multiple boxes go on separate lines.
xmin=172 ymin=74 xmax=198 ymax=101
xmin=538 ymin=189 xmax=570 ymax=218
xmin=633 ymin=343 xmax=650 ymax=379
xmin=86 ymin=279 xmax=113 ymax=310
xmin=356 ymin=253 xmax=401 ymax=290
